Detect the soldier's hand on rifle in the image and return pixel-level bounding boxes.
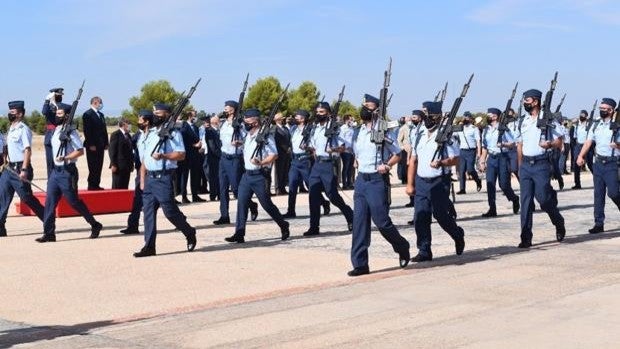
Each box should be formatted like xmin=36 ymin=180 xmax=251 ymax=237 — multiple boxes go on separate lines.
xmin=326 ymin=146 xmax=333 ymax=153
xmin=152 ymin=152 xmax=165 ymax=160
xmin=430 ymin=160 xmax=442 ymax=169
xmin=610 ymin=142 xmax=620 ymax=149
xmin=232 ymin=140 xmax=243 ymax=147
xmin=538 ymin=141 xmax=553 ymax=149
xmin=377 ymin=164 xmax=391 ymax=174
xmin=56 ymin=156 xmax=65 ymax=162
xmin=251 ymin=158 xmax=261 ymax=166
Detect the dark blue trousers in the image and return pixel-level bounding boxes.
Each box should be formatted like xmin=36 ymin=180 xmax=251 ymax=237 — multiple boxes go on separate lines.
xmin=351 ymin=173 xmax=409 ymax=268
xmin=341 ymin=152 xmax=354 ymax=188
xmin=126 ymin=175 xmax=144 ymax=230
xmin=458 ymin=149 xmax=480 ymax=192
xmin=309 ymin=161 xmax=353 ymax=230
xmin=0 ymin=167 xmax=44 ymax=229
xmin=207 ymin=155 xmax=220 ymax=200
xmin=218 ymin=156 xmax=242 ymax=218
xmin=43 ymin=165 xmax=98 ymax=236
xmin=486 ymin=154 xmax=518 ymax=211
xmin=142 ymin=172 xmax=195 ymax=249
xmin=519 ymin=159 xmax=564 ymax=243
xmin=287 ymin=158 xmax=311 ymax=213
xmin=414 ymin=175 xmax=464 ymax=257
xmin=593 ymin=159 xmax=620 ymax=226
xmin=508 ymin=149 xmax=519 ymax=175
xmin=235 ymin=171 xmax=286 ymax=235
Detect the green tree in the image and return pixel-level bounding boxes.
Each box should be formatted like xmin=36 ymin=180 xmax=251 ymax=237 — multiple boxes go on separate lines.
xmin=287 ymin=81 xmax=320 ymax=115
xmin=244 ymin=76 xmax=287 ymax=116
xmin=123 ymin=80 xmax=183 ymax=126
xmin=24 ymin=110 xmax=47 ymax=135
xmin=336 ymin=100 xmax=360 ymax=120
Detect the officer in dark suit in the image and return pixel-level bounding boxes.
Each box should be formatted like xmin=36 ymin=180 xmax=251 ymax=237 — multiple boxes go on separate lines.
xmin=133 ymin=103 xmax=197 ymax=257
xmin=348 ymin=95 xmax=410 ymax=277
xmin=224 ymin=108 xmax=289 ymax=243
xmin=108 ymin=118 xmax=134 ymax=189
xmin=516 ymin=89 xmax=566 ymax=248
xmin=576 ymin=98 xmax=620 ymax=234
xmin=120 ymin=110 xmax=152 ymax=235
xmin=82 ymin=96 xmax=109 ymax=190
xmin=177 ymin=111 xmax=204 ymax=203
xmin=42 ymin=88 xmax=64 ymax=176
xmin=204 ymin=115 xmax=222 ymax=201
xmin=406 ymin=102 xmax=465 ymax=262
xmin=305 ymin=101 xmax=354 ymax=236
xmin=35 ymin=103 xmax=103 ymax=243
xmin=0 ymin=101 xmax=45 ymax=237
xmin=273 ymin=113 xmax=291 ymax=195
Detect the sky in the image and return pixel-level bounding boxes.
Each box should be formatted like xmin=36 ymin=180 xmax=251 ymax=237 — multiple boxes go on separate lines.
xmin=1 ymin=0 xmax=620 ymax=118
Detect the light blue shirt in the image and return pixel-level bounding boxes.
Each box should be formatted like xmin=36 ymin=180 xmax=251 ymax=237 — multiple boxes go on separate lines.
xmin=139 ymin=127 xmax=185 ymax=171
xmin=290 ymin=124 xmax=309 ymax=155
xmin=482 ymin=123 xmax=514 ymax=154
xmin=219 ymin=119 xmax=245 ymax=155
xmin=0 ymin=133 xmax=5 ymax=154
xmin=516 ymin=114 xmax=564 ymax=157
xmin=587 ymin=118 xmax=620 ymax=157
xmin=413 ymin=125 xmax=460 ymax=178
xmin=6 ymin=122 xmax=33 ymax=162
xmin=51 ymin=127 xmax=83 ymax=166
xmin=573 ymin=121 xmax=589 ymax=144
xmin=243 ymin=130 xmax=277 ymax=171
xmin=508 ymin=119 xmax=519 ymax=135
xmin=354 ymin=124 xmax=400 ymax=173
xmin=456 ymin=124 xmax=480 ymax=150
xmin=310 ymin=122 xmax=344 ymax=157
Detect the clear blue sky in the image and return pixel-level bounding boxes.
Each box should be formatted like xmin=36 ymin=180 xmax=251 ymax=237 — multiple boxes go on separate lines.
xmin=1 ymin=0 xmax=618 ymax=118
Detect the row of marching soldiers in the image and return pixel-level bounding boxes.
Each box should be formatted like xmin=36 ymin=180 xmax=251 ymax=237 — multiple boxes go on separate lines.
xmin=2 ymin=89 xmax=619 ymax=277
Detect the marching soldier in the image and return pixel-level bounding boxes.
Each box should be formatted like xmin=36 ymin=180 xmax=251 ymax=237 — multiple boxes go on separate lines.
xmin=224 ymin=108 xmax=290 ymax=243
xmin=133 ymin=103 xmax=197 ymax=257
xmin=348 ymin=95 xmax=410 ymax=277
xmin=571 ymin=110 xmax=591 ymax=189
xmin=304 ymin=101 xmax=354 ymax=236
xmin=0 ymin=101 xmax=45 ymax=237
xmin=406 ymin=102 xmax=465 ymax=262
xmin=35 ymin=103 xmax=103 ymax=242
xmin=213 ymin=100 xmax=258 ymax=225
xmin=455 ymin=111 xmax=482 ymax=194
xmin=478 ymin=108 xmax=520 ymax=217
xmin=42 ymin=88 xmax=64 ymax=175
xmin=576 ymin=98 xmax=620 ymax=234
xmin=516 ymin=89 xmax=565 ymax=248
xmin=506 ymin=108 xmax=520 ymax=178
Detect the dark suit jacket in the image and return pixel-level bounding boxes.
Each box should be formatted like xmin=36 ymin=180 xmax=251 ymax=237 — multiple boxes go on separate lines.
xmin=108 ymin=129 xmax=134 ymax=172
xmin=273 ymin=125 xmax=291 ymax=155
xmin=179 ymin=122 xmax=201 ymax=159
xmin=83 ymin=108 xmax=109 ymax=148
xmin=204 ymin=127 xmax=222 ymax=159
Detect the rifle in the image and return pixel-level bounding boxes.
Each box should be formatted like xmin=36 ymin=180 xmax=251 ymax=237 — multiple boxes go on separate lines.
xmin=324 ymin=85 xmax=346 ymax=151
xmin=152 ymin=78 xmax=202 ymax=155
xmin=497 ymin=82 xmax=519 ymax=148
xmin=536 ymin=71 xmax=559 ymax=142
xmin=553 ymin=93 xmax=566 ymax=123
xmin=3 ymin=166 xmax=46 ymax=193
xmin=434 ymin=90 xmax=441 ymax=102
xmin=440 ymin=81 xmax=448 ymax=104
xmin=386 ymin=93 xmax=393 ymax=108
xmin=251 ymin=83 xmax=290 ymax=159
xmin=586 ymin=99 xmax=598 ymax=132
xmin=57 ymin=80 xmax=85 ymax=158
xmin=432 ymin=74 xmax=474 ymax=162
xmin=231 ymin=73 xmax=250 ymax=142
xmin=370 ymin=57 xmax=393 ymax=147
xmin=555 ymin=93 xmax=566 ymax=113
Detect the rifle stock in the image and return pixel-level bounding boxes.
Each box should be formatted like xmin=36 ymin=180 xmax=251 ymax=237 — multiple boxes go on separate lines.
xmin=251 ymin=83 xmax=290 ymax=159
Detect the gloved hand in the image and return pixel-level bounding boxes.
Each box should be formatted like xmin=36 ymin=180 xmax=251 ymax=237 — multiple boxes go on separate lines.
xmin=46 ymin=92 xmax=56 ymax=101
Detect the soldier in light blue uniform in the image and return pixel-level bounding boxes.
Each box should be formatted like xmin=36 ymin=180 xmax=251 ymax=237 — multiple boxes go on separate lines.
xmin=406 ymin=102 xmax=465 ymax=262
xmin=213 ymin=100 xmax=258 ymax=225
xmin=35 ymin=103 xmax=103 ymax=243
xmin=455 ymin=111 xmax=482 ymax=194
xmin=0 ymin=101 xmax=45 ymax=237
xmin=224 ymin=108 xmax=289 ymax=243
xmin=576 ymin=98 xmax=620 ymax=234
xmin=348 ymin=95 xmax=410 ymax=277
xmin=515 ymin=89 xmax=566 ymax=248
xmin=478 ymin=108 xmax=519 ymax=217
xmin=571 ymin=110 xmax=592 ymax=189
xmin=304 ymin=102 xmax=354 ymax=236
xmin=507 ymin=108 xmax=521 ymax=178
xmin=133 ymin=103 xmax=197 ymax=257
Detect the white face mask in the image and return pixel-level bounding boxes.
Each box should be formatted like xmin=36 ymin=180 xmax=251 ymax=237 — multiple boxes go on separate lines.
xmin=405 ymin=120 xmax=412 ymax=126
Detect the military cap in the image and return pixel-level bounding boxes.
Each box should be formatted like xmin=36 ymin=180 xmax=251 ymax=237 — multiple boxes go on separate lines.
xmin=138 ymin=109 xmax=154 ymax=120
xmin=317 ymin=101 xmax=331 ymax=111
xmin=56 ymin=103 xmax=72 ymax=114
xmin=225 ymin=100 xmax=239 ymax=109
xmin=601 ymin=98 xmax=617 ymax=109
xmin=364 ymin=94 xmax=380 ymax=105
xmin=523 ymin=89 xmax=542 ymax=99
xmin=8 ymin=101 xmax=25 ymax=110
xmin=295 ymin=109 xmax=310 ymax=118
xmin=579 ymin=109 xmax=588 ymax=116
xmin=244 ymin=108 xmax=261 ymax=118
xmin=49 ymin=87 xmax=64 ymax=94
xmin=412 ymin=109 xmax=425 ymax=117
xmin=463 ymin=111 xmax=473 ymax=118
xmin=487 ymin=108 xmax=502 ymax=116
xmin=426 ymin=102 xmax=442 ymax=115
xmin=153 ymin=102 xmax=172 ymax=112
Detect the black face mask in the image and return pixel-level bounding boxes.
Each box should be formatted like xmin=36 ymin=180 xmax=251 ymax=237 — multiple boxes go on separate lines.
xmin=463 ymin=119 xmax=471 ymax=125
xmin=152 ymin=117 xmax=165 ymax=127
xmin=244 ymin=122 xmax=254 ymax=131
xmin=600 ymin=110 xmax=611 ymax=119
xmin=579 ymin=116 xmax=587 ymax=122
xmin=360 ymin=106 xmax=374 ymax=121
xmin=8 ymin=114 xmax=17 ymax=122
xmin=316 ymin=115 xmax=328 ymax=123
xmin=412 ymin=120 xmax=419 ymax=127
xmin=55 ymin=116 xmax=65 ymax=125
xmin=54 ymin=95 xmax=63 ymax=103
xmin=424 ymin=117 xmax=438 ymax=130
xmin=523 ymin=103 xmax=534 ymax=113
xmin=137 ymin=123 xmax=146 ymax=131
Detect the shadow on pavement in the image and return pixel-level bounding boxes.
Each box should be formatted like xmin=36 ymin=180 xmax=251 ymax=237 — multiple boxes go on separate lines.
xmin=0 ymin=320 xmax=120 ymax=347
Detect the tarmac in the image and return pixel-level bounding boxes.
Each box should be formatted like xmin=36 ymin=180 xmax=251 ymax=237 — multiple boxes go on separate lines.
xmin=0 ymin=136 xmax=618 ymax=348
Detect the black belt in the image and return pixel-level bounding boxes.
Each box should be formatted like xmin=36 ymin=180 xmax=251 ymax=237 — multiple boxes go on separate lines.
xmin=595 ymin=155 xmax=618 ymax=164
xmin=488 ymin=152 xmax=507 ymax=158
xmin=461 ymin=148 xmax=477 ymax=151
xmin=146 ymin=169 xmax=175 ymax=178
xmin=417 ymin=174 xmax=451 ymax=182
xmin=522 ymin=154 xmax=548 ymax=164
xmin=359 ymin=172 xmax=383 ymax=181
xmin=222 ymin=153 xmax=242 ymax=160
xmin=53 ymin=163 xmax=77 ymax=171
xmin=293 ymin=153 xmax=310 ymax=160
xmin=8 ymin=161 xmax=23 ymax=170
xmin=316 ymin=156 xmax=333 ymax=163
xmin=246 ymin=169 xmax=268 ymax=176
